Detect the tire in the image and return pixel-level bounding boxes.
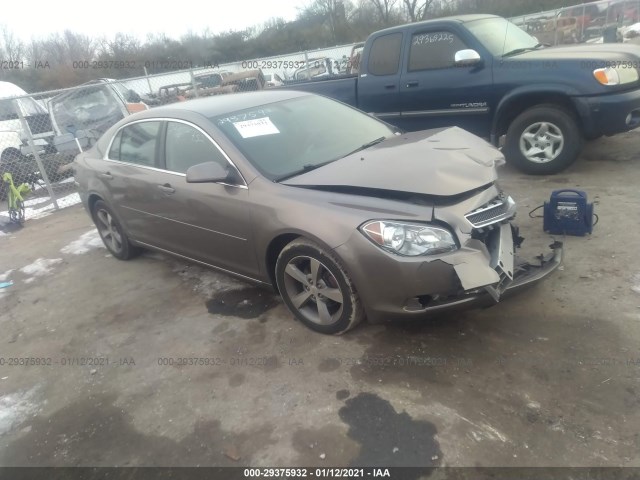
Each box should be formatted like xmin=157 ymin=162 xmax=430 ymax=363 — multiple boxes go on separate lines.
xmin=275 ymin=238 xmax=364 ymax=335
xmin=504 ymin=104 xmax=583 ymax=175
xmin=1 ymin=148 xmax=23 ymax=163
xmin=584 ymin=133 xmax=602 ymax=142
xmin=91 ymin=200 xmax=140 ymax=260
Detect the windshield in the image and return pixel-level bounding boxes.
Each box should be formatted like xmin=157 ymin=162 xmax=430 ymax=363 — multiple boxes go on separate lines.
xmin=210 ymin=95 xmax=393 ymax=181
xmin=197 ymin=75 xmax=222 ymax=88
xmin=51 ymin=85 xmax=123 ymax=134
xmin=113 ymin=81 xmax=132 ymax=101
xmin=466 ymin=17 xmax=538 ymax=56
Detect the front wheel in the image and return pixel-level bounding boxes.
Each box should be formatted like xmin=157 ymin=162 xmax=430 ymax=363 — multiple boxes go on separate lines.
xmin=275 ymin=238 xmax=364 ymax=335
xmin=504 ymin=105 xmax=583 ymax=175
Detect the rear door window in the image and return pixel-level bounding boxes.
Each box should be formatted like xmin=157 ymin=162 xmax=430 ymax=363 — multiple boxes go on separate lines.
xmin=109 ymin=121 xmax=161 ymax=167
xmin=368 ymin=33 xmax=403 ymax=76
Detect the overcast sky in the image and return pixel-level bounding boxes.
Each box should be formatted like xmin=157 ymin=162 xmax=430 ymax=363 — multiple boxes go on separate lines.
xmin=4 ymin=0 xmax=307 ymax=42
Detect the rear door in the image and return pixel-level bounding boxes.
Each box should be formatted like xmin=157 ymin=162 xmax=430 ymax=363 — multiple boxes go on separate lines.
xmin=96 ymin=120 xmax=165 ymax=246
xmin=358 ymin=32 xmax=403 ymax=119
xmin=398 ymin=27 xmax=493 ymax=136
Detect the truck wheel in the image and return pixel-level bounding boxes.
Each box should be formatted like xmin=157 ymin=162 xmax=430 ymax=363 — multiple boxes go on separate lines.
xmin=505 ymin=105 xmax=583 ymax=175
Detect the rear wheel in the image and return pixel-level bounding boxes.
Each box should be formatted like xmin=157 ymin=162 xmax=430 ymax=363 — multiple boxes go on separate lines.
xmin=275 ymin=238 xmax=364 ymax=335
xmin=1 ymin=148 xmax=23 ymax=163
xmin=505 ymin=105 xmax=583 ymax=175
xmin=91 ymin=200 xmax=140 ymax=260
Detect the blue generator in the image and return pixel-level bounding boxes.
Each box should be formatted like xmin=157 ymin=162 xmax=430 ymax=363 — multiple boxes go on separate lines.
xmin=543 ymin=189 xmax=594 ymax=236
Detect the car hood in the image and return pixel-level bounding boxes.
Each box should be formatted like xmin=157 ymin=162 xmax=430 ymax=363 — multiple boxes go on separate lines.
xmin=284 ymin=126 xmax=500 ymax=197
xmin=512 ymin=44 xmax=640 ymax=61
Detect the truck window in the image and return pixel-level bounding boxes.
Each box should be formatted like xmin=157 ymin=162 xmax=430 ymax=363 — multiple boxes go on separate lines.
xmin=369 ymin=33 xmax=402 ymax=76
xmin=408 ymin=31 xmax=468 ymax=71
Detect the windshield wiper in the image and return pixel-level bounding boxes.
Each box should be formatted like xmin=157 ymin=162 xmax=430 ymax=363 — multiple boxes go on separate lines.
xmin=502 ymin=43 xmax=545 ymax=57
xmin=275 ymin=136 xmax=387 ymax=182
xmin=341 ymin=136 xmax=387 ymax=158
xmin=275 ymin=159 xmax=337 ymax=182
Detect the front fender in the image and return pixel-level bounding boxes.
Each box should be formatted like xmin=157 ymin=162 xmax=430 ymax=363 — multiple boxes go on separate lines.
xmin=491 ymin=84 xmax=584 ymax=141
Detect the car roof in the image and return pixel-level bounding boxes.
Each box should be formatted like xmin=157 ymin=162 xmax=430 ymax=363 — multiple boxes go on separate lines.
xmin=137 ymin=90 xmax=311 ymax=118
xmin=373 ymin=14 xmax=499 ymax=35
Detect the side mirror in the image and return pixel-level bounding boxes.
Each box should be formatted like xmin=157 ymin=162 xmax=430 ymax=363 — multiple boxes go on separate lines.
xmin=186 ymin=161 xmax=229 ymax=183
xmin=454 ymin=49 xmax=482 ymax=66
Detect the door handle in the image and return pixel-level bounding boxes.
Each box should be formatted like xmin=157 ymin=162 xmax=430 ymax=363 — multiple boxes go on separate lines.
xmin=406 ymin=81 xmax=419 ymax=88
xmin=98 ymin=172 xmax=113 ymax=180
xmin=384 ymin=84 xmax=396 ymax=90
xmin=157 ymin=183 xmax=175 ymax=195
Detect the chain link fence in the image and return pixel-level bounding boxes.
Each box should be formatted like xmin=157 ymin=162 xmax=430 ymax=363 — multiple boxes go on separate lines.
xmin=122 ymin=43 xmax=358 ymax=100
xmin=1 ymin=1 xmax=638 ymax=226
xmin=0 ymin=43 xmax=357 ymax=225
xmin=509 ymin=0 xmax=640 ymax=46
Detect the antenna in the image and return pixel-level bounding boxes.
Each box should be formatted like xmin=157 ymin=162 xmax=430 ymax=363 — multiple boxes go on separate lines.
xmin=501 ymin=18 xmax=509 ymax=57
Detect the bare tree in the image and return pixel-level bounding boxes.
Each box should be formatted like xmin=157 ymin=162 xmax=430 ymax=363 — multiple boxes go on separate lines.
xmin=0 ymin=25 xmax=25 ymax=61
xmin=402 ymin=0 xmax=436 ymax=21
xmin=369 ymin=0 xmax=398 ymax=25
xmin=302 ymin=0 xmax=348 ymax=41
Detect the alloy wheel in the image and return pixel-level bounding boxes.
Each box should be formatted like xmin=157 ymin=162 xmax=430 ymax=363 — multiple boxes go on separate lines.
xmin=519 ymin=121 xmax=564 ymax=164
xmin=282 ymin=255 xmax=345 ymax=326
xmin=96 ymin=208 xmax=123 ymax=254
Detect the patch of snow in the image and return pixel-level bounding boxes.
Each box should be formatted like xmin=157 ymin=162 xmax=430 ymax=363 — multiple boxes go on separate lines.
xmin=0 ymin=269 xmax=13 ymax=282
xmin=527 ymin=401 xmax=541 ymax=411
xmin=60 ymin=229 xmax=104 ymax=255
xmin=0 ymin=192 xmax=81 ymax=221
xmin=0 ymin=386 xmax=40 ymax=435
xmin=19 ymin=257 xmax=62 ymax=279
xmin=455 ymin=413 xmax=509 ymax=443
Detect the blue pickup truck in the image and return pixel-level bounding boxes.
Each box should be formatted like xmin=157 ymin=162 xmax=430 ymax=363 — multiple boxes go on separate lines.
xmin=283 ymin=14 xmax=640 ymax=174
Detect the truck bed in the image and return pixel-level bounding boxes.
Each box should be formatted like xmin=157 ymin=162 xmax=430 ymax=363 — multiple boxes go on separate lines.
xmin=278 ymin=75 xmax=358 ymax=107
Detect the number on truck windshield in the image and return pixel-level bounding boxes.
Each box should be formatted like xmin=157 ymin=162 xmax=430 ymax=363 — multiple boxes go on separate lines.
xmin=409 ymin=31 xmax=468 ymax=71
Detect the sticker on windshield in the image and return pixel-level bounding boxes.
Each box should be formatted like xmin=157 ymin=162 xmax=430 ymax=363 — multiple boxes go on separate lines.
xmin=233 ymin=117 xmax=280 ymax=138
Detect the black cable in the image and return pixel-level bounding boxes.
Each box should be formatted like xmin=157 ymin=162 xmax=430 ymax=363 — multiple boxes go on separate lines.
xmin=528 ymin=205 xmax=544 ymax=218
xmin=593 ymin=213 xmax=599 ymax=226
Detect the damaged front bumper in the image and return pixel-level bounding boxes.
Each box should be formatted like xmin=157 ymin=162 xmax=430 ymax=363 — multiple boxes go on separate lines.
xmin=421 ymin=239 xmax=563 ymax=315
xmin=334 ymin=222 xmax=564 ymax=323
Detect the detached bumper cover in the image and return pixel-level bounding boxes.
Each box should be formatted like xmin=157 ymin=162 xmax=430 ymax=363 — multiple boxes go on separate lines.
xmin=414 ymin=241 xmax=564 ymax=314
xmin=334 ymin=224 xmax=564 ymax=323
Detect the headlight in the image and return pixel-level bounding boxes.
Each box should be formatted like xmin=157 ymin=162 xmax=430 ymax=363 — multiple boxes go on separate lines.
xmin=360 ymin=220 xmax=457 ymax=256
xmin=593 ymin=67 xmax=639 ymax=86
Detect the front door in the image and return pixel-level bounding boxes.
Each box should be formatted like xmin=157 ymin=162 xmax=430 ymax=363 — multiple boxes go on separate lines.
xmin=398 ymin=28 xmax=493 ymax=136
xmin=146 ymin=120 xmax=258 ymax=278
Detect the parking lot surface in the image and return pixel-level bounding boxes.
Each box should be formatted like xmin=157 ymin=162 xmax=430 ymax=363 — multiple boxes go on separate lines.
xmin=0 ymin=132 xmax=639 ymax=468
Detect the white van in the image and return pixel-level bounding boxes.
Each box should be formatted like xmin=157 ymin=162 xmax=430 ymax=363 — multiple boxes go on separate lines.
xmin=0 ymin=81 xmax=53 ymax=162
